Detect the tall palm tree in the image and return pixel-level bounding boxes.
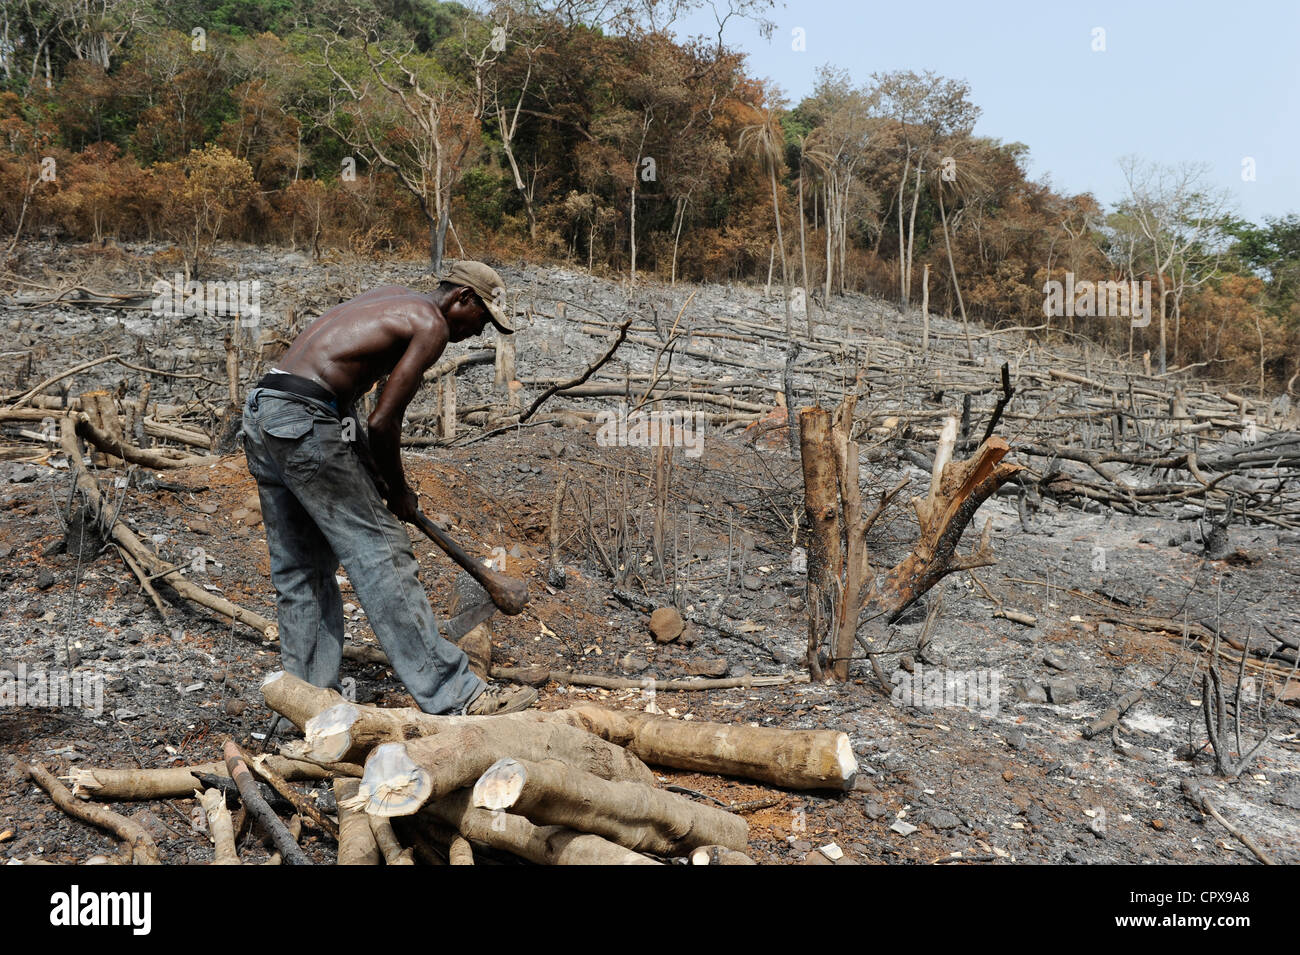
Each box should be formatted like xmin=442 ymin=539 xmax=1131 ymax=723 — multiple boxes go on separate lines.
xmin=739 ymin=109 xmax=793 ymax=338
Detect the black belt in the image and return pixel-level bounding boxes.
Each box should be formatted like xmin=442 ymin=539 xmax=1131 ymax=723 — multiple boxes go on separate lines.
xmin=255 ymin=372 xmax=340 ymax=414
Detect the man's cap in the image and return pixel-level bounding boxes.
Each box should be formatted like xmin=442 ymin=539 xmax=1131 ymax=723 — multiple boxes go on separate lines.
xmin=443 ymin=260 xmax=513 ymax=334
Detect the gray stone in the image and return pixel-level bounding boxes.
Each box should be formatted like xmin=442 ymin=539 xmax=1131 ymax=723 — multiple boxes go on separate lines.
xmin=1017 ymin=681 xmax=1048 ymax=703
xmin=926 ymin=810 xmax=960 ymax=830
xmin=123 ymin=629 xmax=144 ymax=644
xmin=1005 ymin=729 xmax=1027 ymax=750
xmin=1271 ymin=781 xmax=1300 ymax=810
xmin=619 ymin=653 xmax=649 ymax=674
xmin=1047 ymin=678 xmax=1079 ymax=705
xmin=35 ymin=568 xmax=55 ymax=590
xmin=1098 ymin=622 xmax=1117 ymax=638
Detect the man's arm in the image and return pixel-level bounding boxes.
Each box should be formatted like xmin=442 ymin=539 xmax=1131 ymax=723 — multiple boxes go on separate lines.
xmin=367 ymin=315 xmax=448 ymax=523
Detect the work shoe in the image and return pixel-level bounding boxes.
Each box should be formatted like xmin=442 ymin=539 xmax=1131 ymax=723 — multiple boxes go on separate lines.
xmin=462 ymin=684 xmax=538 ymax=716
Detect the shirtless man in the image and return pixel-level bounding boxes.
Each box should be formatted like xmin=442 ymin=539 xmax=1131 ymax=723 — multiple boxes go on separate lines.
xmin=241 ymin=261 xmax=536 ymax=717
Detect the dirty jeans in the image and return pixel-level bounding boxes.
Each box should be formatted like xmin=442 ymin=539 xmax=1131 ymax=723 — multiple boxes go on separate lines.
xmin=241 ymin=388 xmax=484 ymax=714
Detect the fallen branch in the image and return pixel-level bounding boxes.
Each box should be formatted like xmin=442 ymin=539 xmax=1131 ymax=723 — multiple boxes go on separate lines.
xmin=223 ymin=740 xmax=313 ymax=866
xmin=518 ymin=317 xmax=633 ymax=423
xmin=18 ymin=760 xmax=159 ymax=864
xmin=70 ymin=755 xmax=332 ymax=801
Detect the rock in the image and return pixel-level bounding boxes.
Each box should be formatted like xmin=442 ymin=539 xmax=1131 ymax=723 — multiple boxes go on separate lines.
xmin=740 ymin=574 xmax=762 ymax=591
xmin=678 ymin=623 xmax=697 ymax=647
xmin=1271 ymin=781 xmax=1300 ymax=810
xmin=1042 ymin=650 xmax=1069 ymax=670
xmin=619 ymin=653 xmax=649 ymax=674
xmin=130 ymin=809 xmax=169 ymax=841
xmin=889 ymin=820 xmax=918 ymax=836
xmin=649 ymin=607 xmax=684 ymax=643
xmin=1016 ymin=681 xmax=1048 ymax=703
xmin=685 ymin=657 xmax=728 ymax=678
xmin=1004 ymin=729 xmax=1027 ymax=750
xmin=0 ymin=545 xmax=11 ymax=560
xmin=787 ymin=594 xmax=804 ymax=612
xmin=801 ymin=850 xmax=834 ymax=865
xmin=508 ymin=544 xmax=523 ymax=558
xmin=123 ymin=629 xmax=144 ymax=645
xmin=771 ymin=647 xmax=797 ymax=665
xmin=1047 ymin=678 xmax=1079 ymax=705
xmin=863 ymin=799 xmax=888 ymax=820
xmin=35 ymin=568 xmax=56 ymax=590
xmin=1098 ymin=622 xmax=1116 ymax=638
xmin=223 ymin=699 xmax=247 ymax=717
xmin=925 ymin=809 xmax=960 ymax=830
xmin=791 ymin=839 xmax=812 ymax=852
xmin=241 ymin=494 xmax=261 ymax=511
xmin=757 ymin=592 xmax=781 ymax=610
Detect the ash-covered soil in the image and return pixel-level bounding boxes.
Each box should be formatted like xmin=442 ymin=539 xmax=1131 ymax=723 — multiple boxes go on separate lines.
xmin=2 ymin=241 xmax=1297 ymax=865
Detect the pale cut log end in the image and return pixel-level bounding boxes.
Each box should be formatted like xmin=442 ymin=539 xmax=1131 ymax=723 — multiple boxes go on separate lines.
xmin=690 ymin=845 xmax=758 ymax=865
xmin=472 ymin=757 xmax=527 ymax=811
xmin=353 ymin=743 xmax=433 ymax=818
xmin=68 ymin=769 xmax=102 ymax=800
xmin=304 ymin=702 xmax=361 ymax=763
xmin=834 ymin=734 xmax=858 ymax=789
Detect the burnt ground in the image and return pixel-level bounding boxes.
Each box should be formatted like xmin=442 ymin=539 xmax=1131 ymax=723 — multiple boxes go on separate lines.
xmin=1 ymin=241 xmax=1298 ymax=865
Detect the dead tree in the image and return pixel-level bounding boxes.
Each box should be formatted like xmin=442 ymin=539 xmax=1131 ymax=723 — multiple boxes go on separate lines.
xmin=800 ymin=396 xmax=1022 ymax=680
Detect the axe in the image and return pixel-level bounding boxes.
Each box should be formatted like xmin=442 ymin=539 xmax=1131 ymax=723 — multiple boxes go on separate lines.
xmin=411 ymin=510 xmax=528 ymax=625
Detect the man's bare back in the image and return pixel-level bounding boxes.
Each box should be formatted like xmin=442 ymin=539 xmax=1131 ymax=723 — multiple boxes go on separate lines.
xmin=271 ymin=282 xmax=494 ymax=522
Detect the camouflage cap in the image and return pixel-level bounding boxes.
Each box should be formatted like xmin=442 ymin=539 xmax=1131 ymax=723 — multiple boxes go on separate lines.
xmin=443 ymin=260 xmax=513 ymax=334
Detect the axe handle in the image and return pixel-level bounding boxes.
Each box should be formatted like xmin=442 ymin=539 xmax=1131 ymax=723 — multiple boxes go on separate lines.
xmin=411 ymin=511 xmax=528 ymax=615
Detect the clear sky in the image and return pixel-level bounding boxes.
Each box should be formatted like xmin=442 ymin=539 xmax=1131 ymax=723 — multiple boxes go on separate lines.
xmin=668 ymin=0 xmax=1299 ymax=225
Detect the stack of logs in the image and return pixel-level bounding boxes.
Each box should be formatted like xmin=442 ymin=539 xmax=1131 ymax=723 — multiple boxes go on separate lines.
xmin=17 ymin=671 xmax=858 ymax=866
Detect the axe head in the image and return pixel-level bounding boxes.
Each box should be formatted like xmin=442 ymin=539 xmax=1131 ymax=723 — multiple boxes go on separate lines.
xmin=444 ymin=570 xmax=496 ymax=641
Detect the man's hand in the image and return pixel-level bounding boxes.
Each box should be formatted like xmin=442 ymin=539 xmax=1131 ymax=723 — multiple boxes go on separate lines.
xmin=387 ymin=487 xmax=421 ymax=524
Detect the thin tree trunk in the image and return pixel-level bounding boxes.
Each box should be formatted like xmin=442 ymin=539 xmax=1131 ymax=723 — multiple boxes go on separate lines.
xmin=939 ymin=192 xmax=972 ymax=360
xmin=799 ymin=167 xmax=811 ymax=337
xmin=770 ymin=166 xmax=792 ymax=338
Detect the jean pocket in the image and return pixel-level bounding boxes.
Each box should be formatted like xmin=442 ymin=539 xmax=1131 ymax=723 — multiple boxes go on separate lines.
xmin=263 ymin=415 xmax=323 ymax=483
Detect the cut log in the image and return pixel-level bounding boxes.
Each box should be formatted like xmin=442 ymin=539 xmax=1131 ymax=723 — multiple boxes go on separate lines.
xmin=690 ymin=845 xmax=757 ymax=865
xmin=369 ymin=814 xmax=415 ymax=865
xmin=472 ymin=756 xmax=748 ymax=855
xmin=545 ymin=705 xmax=858 ymax=791
xmin=197 ymin=788 xmax=240 ymax=865
xmin=347 ymin=720 xmax=655 ymax=818
xmin=422 ymin=790 xmax=660 ymax=865
xmin=69 ymin=755 xmax=332 ymax=801
xmin=334 ymin=778 xmax=381 ymax=865
xmin=448 ymin=835 xmax=474 ymax=866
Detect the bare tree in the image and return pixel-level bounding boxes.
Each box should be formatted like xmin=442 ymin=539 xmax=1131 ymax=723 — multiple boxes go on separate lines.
xmin=1118 ymin=157 xmax=1233 ymax=374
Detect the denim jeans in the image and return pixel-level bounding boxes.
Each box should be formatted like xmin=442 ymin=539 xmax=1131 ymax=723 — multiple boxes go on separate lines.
xmin=241 ymin=388 xmax=484 ymax=714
